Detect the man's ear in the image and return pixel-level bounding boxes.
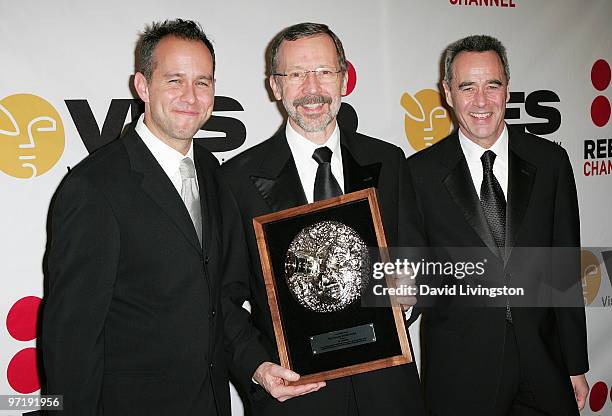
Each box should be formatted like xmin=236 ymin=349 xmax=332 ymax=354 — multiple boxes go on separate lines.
xmin=134 ymin=72 xmax=150 ymax=103
xmin=442 ymin=80 xmax=454 ymax=109
xmin=269 ymin=75 xmax=282 ymax=101
xmin=505 ymin=81 xmax=510 ymax=103
xmin=341 ymin=71 xmax=348 ymax=95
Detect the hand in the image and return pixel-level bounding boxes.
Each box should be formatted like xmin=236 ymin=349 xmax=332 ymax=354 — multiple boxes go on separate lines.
xmin=570 ymin=374 xmax=589 ymax=411
xmin=391 ymin=269 xmax=417 ymax=310
xmin=253 ymin=362 xmax=326 ymax=402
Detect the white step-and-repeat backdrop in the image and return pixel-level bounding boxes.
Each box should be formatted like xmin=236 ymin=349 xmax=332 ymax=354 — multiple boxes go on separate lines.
xmin=2 ymin=1 xmax=611 ymax=414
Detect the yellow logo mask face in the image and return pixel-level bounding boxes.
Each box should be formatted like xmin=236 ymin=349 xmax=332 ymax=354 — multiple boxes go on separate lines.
xmin=0 ymin=94 xmax=65 ymax=178
xmin=401 ymin=89 xmax=452 ymax=151
xmin=581 ymin=249 xmax=601 ymax=306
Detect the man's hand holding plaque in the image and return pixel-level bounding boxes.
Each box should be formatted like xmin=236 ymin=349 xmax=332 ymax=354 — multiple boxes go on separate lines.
xmin=253 ymin=362 xmax=326 ymax=401
xmin=390 ymin=266 xmax=418 ymax=311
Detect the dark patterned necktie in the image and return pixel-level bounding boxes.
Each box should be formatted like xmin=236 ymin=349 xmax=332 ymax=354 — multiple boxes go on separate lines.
xmin=480 ymin=150 xmax=506 ymax=248
xmin=480 ymin=150 xmax=512 ymax=321
xmin=312 ymin=147 xmax=343 ymax=201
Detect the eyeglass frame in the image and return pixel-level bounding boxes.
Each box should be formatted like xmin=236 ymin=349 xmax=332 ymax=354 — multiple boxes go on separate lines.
xmin=272 ymin=68 xmax=344 ymax=84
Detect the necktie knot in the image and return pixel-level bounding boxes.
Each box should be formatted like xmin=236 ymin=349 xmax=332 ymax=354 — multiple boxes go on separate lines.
xmin=312 ymin=147 xmax=333 ymax=164
xmin=480 ymin=150 xmax=496 ymax=173
xmin=179 ymin=157 xmax=196 ymax=179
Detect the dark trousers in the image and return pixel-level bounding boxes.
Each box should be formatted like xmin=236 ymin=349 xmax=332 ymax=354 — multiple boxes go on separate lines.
xmin=492 ymin=322 xmax=577 ymax=416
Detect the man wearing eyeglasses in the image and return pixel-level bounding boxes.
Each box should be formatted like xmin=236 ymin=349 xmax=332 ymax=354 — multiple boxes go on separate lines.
xmin=217 ymin=22 xmax=425 ymax=416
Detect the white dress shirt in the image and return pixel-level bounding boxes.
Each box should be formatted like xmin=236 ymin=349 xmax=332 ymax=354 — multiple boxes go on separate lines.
xmin=285 ymin=121 xmax=344 ymax=203
xmin=135 ymin=114 xmax=197 ymax=194
xmin=458 ymin=125 xmax=509 ymax=199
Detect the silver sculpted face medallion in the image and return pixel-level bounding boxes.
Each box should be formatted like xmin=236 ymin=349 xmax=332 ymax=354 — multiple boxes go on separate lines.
xmin=284 ymin=220 xmax=370 ymax=313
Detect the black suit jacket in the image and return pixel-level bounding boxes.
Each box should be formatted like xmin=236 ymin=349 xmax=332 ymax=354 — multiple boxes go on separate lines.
xmin=218 ymin=127 xmax=425 ymax=416
xmin=401 ymin=127 xmax=588 ymax=415
xmin=42 ymin=123 xmax=230 ymax=416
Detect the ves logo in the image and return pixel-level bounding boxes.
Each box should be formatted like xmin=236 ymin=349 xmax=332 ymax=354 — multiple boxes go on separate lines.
xmin=581 ymin=249 xmax=601 ymax=306
xmin=0 ymin=94 xmax=65 ymax=178
xmin=400 ymin=89 xmax=452 ymax=151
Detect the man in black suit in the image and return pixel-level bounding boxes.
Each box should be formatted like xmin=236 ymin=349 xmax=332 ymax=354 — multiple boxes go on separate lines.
xmin=218 ymin=22 xmax=425 ymax=415
xmin=42 ymin=19 xmax=231 ymax=415
xmin=401 ymin=35 xmax=589 ymax=415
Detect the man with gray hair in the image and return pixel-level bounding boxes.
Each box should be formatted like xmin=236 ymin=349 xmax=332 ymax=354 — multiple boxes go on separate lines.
xmin=219 ymin=22 xmax=425 ymax=416
xmin=401 ymin=34 xmax=589 ymax=415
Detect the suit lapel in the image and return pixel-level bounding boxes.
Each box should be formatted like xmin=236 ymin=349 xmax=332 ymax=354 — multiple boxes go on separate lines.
xmin=194 ymin=146 xmax=217 ymax=256
xmin=340 ymin=129 xmax=381 ymax=192
xmin=505 ymin=132 xmax=536 ymax=259
xmin=250 ymin=130 xmax=308 ymax=211
xmin=194 ymin=145 xmax=222 ymax=297
xmin=441 ymin=132 xmax=500 ymax=257
xmin=250 ymin=128 xmax=383 ymax=211
xmin=123 ymin=127 xmax=202 ymax=254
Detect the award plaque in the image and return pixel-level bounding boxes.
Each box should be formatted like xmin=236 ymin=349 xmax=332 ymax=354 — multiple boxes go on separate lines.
xmin=253 ymin=188 xmax=412 ymax=385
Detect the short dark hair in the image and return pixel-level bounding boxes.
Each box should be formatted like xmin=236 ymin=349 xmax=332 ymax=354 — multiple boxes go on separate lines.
xmin=137 ymin=19 xmax=215 ymax=81
xmin=444 ymin=34 xmax=509 ymax=84
xmin=268 ymin=22 xmax=347 ymax=75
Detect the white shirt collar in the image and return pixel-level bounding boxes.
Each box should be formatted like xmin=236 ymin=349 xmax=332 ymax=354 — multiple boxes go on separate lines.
xmin=285 ymin=121 xmax=344 ymax=203
xmin=285 ymin=121 xmax=342 ymax=160
xmin=458 ymin=125 xmax=508 ymax=164
xmin=135 ymin=114 xmax=194 ymax=194
xmin=458 ymin=124 xmax=509 ymax=197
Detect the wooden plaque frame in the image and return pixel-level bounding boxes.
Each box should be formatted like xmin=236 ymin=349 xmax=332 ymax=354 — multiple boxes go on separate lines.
xmin=253 ymin=188 xmax=412 ymax=385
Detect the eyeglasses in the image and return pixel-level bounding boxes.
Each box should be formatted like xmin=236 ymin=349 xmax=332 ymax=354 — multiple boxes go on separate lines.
xmin=273 ymin=68 xmax=343 ymax=84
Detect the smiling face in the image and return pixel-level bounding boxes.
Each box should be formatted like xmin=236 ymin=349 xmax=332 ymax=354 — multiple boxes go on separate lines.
xmin=134 ymin=35 xmax=215 ymax=154
xmin=443 ymin=50 xmax=510 ymax=148
xmin=270 ymin=34 xmax=347 ymax=144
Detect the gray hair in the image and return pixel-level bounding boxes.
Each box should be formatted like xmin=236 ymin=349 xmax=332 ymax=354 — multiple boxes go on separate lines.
xmin=268 ymin=22 xmax=347 ymax=75
xmin=137 ymin=19 xmax=215 ymax=81
xmin=444 ymin=34 xmax=509 ymax=84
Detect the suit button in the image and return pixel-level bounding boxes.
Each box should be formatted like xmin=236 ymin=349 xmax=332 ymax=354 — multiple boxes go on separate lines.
xmin=211 ymin=309 xmax=216 ymax=318
xmin=209 ymin=362 xmax=214 ymax=370
xmin=205 ymin=256 xmax=210 ymax=264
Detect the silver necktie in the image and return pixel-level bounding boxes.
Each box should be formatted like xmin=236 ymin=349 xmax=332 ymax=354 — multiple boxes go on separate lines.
xmin=179 ymin=157 xmax=202 ymax=245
